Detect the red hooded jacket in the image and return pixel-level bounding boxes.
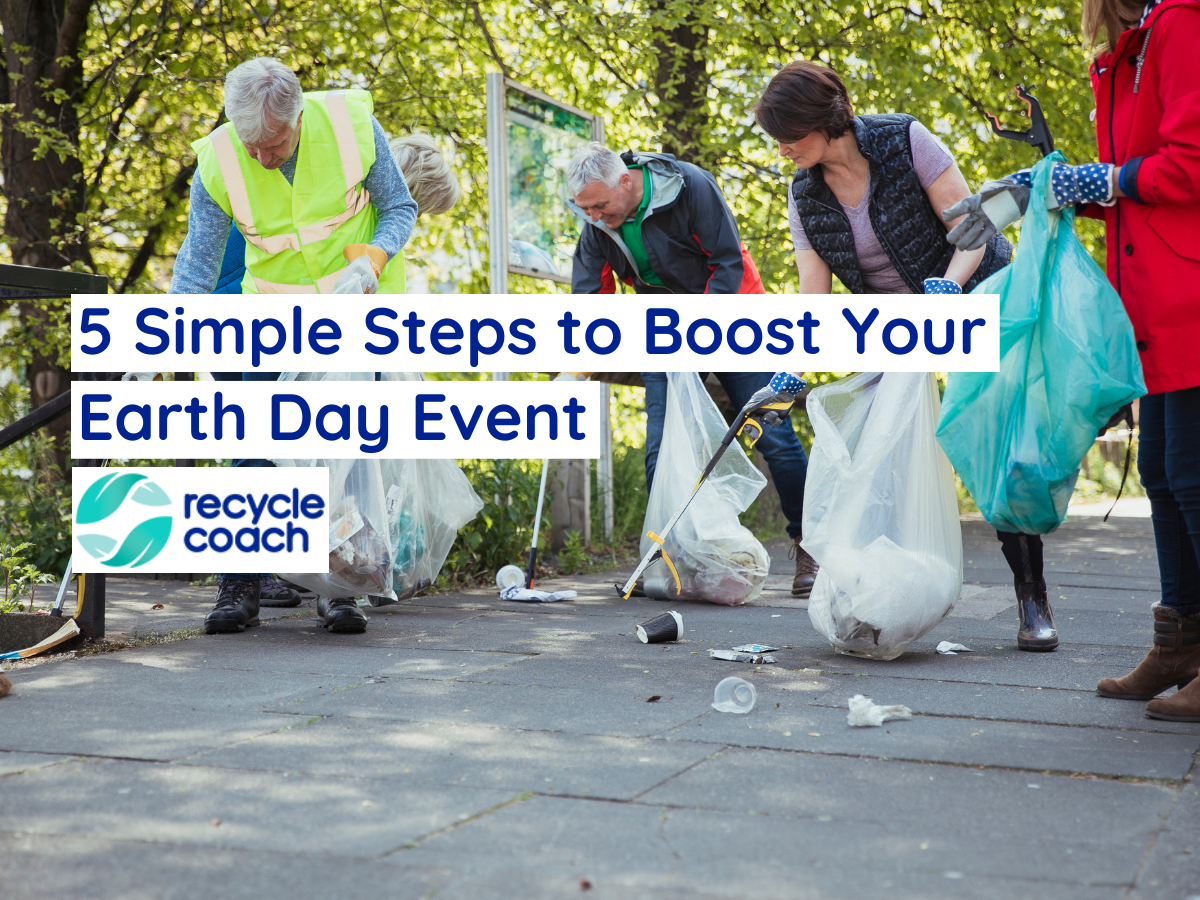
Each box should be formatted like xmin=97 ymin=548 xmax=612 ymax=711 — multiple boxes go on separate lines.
xmin=1083 ymin=0 xmax=1200 ymax=394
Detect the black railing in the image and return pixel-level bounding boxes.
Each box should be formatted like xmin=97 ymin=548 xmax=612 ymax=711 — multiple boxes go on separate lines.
xmin=1 ymin=263 xmax=109 ymax=638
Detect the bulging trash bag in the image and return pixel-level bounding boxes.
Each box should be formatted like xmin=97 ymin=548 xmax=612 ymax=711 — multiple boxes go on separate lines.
xmin=804 ymin=372 xmax=962 ymax=660
xmin=274 ymin=373 xmax=482 ymax=603
xmin=640 ymin=372 xmax=770 ymax=605
xmin=936 ymin=153 xmax=1145 ymax=535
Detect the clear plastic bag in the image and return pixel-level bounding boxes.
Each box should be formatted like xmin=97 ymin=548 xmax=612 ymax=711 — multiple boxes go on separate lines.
xmin=803 ymin=372 xmax=962 ymax=660
xmin=640 ymin=372 xmax=770 ymax=605
xmin=274 ymin=373 xmax=482 ymax=603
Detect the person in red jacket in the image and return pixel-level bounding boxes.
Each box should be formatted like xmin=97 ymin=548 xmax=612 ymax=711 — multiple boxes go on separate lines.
xmin=946 ymin=0 xmax=1200 ymax=720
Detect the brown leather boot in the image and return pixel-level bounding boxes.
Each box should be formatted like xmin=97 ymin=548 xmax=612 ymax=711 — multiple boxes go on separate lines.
xmin=1145 ymin=675 xmax=1200 ymax=722
xmin=1097 ymin=604 xmax=1200 ymax=701
xmin=789 ymin=538 xmax=818 ymax=598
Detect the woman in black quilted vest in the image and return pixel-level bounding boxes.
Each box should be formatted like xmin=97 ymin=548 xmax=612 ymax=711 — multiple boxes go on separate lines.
xmin=754 ymin=62 xmax=1058 ymax=653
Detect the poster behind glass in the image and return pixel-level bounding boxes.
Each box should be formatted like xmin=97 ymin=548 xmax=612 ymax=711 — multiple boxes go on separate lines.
xmin=505 ymin=87 xmax=594 ymax=282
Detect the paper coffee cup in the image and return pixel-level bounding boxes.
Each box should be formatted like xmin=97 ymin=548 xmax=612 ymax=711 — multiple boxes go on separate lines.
xmin=636 ymin=611 xmax=683 ymax=643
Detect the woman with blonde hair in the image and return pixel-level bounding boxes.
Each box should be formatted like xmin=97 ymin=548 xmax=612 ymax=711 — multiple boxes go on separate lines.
xmin=947 ymin=0 xmax=1200 ymax=719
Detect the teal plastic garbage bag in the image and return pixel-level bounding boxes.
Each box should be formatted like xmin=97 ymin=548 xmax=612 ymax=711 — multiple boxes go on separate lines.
xmin=936 ymin=153 xmax=1145 ymax=535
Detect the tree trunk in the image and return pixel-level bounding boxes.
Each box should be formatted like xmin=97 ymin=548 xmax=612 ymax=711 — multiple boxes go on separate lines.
xmin=651 ymin=5 xmax=710 ymax=164
xmin=0 ymin=0 xmax=94 ymax=473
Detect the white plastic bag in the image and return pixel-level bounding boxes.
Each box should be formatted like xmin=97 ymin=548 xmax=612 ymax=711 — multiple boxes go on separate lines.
xmin=640 ymin=372 xmax=770 ymax=605
xmin=274 ymin=373 xmax=482 ymax=603
xmin=803 ymin=372 xmax=962 ymax=660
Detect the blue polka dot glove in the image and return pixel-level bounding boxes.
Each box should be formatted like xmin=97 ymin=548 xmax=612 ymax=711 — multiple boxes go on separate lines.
xmin=768 ymin=372 xmax=805 ymax=394
xmin=1008 ymin=163 xmax=1115 ymax=210
xmin=740 ymin=372 xmax=806 ymax=433
xmin=923 ymin=278 xmax=962 ymax=295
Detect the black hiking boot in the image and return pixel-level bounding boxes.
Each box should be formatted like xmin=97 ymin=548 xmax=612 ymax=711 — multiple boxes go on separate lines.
xmin=258 ymin=575 xmax=303 ymax=608
xmin=321 ymin=597 xmax=368 ymax=634
xmin=204 ymin=578 xmax=261 ymax=634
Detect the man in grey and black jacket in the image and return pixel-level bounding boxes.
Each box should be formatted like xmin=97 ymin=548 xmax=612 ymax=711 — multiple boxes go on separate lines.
xmin=566 ymin=143 xmax=817 ymax=597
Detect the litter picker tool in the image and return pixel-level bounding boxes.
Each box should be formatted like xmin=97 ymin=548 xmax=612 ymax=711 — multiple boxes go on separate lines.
xmin=618 ymin=374 xmax=804 ymax=599
xmin=523 ymin=373 xmax=588 ymax=589
xmin=984 ymin=85 xmax=1055 ymax=158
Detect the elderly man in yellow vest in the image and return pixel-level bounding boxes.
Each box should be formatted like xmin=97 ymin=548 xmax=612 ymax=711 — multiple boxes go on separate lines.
xmin=169 ymin=57 xmax=417 ymax=637
xmin=169 ymin=57 xmax=415 ymax=295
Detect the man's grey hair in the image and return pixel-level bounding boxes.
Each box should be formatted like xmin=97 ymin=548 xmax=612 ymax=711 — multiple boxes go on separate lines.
xmin=224 ymin=57 xmax=304 ymax=145
xmin=567 ymin=142 xmax=625 ymax=196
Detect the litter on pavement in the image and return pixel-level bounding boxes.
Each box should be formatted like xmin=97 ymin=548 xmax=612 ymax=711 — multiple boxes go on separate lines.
xmin=499 ymin=586 xmax=577 ymax=603
xmin=712 ymin=676 xmax=757 ymax=713
xmin=710 ymin=649 xmax=776 ymax=664
xmin=936 ymin=641 xmax=975 ymax=655
xmin=847 ymin=694 xmax=913 ymax=727
xmin=637 ymin=611 xmax=683 ymax=643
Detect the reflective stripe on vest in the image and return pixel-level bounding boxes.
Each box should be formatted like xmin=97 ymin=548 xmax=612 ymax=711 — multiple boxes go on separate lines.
xmin=253 ymin=267 xmax=346 ymax=294
xmin=210 ymin=90 xmax=371 ymax=257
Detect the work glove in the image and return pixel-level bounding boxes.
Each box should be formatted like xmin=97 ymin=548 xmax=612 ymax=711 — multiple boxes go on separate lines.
xmin=741 ymin=372 xmax=806 ymax=430
xmin=923 ymin=278 xmax=962 ymax=295
xmin=943 ymin=163 xmax=1116 ymax=251
xmin=332 ymin=254 xmax=379 ymax=294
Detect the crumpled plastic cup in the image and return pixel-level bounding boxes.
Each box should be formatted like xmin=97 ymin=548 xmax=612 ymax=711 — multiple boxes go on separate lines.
xmin=712 ymin=677 xmax=756 ymax=714
xmin=496 ymin=565 xmax=525 ymax=591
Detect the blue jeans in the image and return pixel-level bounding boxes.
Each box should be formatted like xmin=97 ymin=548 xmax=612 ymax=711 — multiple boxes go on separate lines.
xmin=1138 ymin=387 xmax=1200 ymax=615
xmin=213 ymin=372 xmax=280 ymax=582
xmin=642 ymin=372 xmax=807 ymax=539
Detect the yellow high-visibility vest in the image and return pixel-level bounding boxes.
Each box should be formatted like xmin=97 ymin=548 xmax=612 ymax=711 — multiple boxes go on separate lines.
xmin=193 ymin=89 xmax=405 ymax=294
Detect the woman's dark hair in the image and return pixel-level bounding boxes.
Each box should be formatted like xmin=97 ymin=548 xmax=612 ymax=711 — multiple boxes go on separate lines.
xmin=754 ymin=61 xmax=855 ymax=142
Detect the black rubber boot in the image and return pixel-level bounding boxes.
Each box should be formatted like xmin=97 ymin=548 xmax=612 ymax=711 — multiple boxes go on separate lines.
xmin=258 ymin=575 xmax=303 ymax=608
xmin=322 ymin=597 xmax=368 ymax=634
xmin=204 ymin=578 xmax=261 ymax=634
xmin=1016 ymin=581 xmax=1058 ymax=651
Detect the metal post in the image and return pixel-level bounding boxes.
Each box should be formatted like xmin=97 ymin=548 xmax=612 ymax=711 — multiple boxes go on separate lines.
xmin=486 ymin=72 xmax=509 ymax=297
xmin=75 ymin=572 xmax=105 ymax=641
xmin=598 ymin=384 xmax=614 ymax=541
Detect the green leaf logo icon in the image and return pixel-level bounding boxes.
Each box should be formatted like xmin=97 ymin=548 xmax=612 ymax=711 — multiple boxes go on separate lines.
xmin=77 ymin=472 xmax=148 ymax=524
xmin=76 ymin=474 xmax=173 ymax=567
xmin=103 ymin=516 xmax=172 ymax=568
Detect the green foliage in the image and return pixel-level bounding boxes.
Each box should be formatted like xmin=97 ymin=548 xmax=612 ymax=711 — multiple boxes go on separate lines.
xmin=0 ymin=541 xmax=55 ymax=613
xmin=443 ymin=458 xmax=548 ymax=584
xmin=556 ymin=530 xmax=590 ymax=575
xmin=0 ymin=434 xmax=71 ymax=578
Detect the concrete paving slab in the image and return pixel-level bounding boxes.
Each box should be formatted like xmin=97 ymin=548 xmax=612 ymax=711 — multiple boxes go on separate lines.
xmin=638 ymin=746 xmax=1175 ymax=839
xmin=663 ymin=705 xmax=1198 ymax=778
xmin=0 ymin=831 xmax=450 ymax=900
xmin=187 ymin=717 xmax=720 ymax=800
xmin=280 ymin=676 xmax=709 ymax=738
xmin=405 ymin=792 xmax=1131 ymax=900
xmin=804 ymin=672 xmax=1200 ymax=734
xmin=0 ymin=756 xmax=519 ymax=857
xmin=0 ymin=656 xmax=362 ymax=759
xmin=1127 ymin=782 xmax=1200 ymax=900
xmin=0 ymin=751 xmax=72 ymax=777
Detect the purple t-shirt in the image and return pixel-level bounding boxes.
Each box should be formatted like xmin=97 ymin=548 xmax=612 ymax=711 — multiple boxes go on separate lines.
xmin=787 ymin=120 xmax=955 ymax=293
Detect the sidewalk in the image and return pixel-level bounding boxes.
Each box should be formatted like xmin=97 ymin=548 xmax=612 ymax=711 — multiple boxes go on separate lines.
xmin=1 ymin=516 xmax=1196 ymax=900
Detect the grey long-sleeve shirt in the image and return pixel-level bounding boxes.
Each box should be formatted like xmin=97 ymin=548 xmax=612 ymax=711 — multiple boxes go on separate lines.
xmin=168 ymin=116 xmax=416 ymax=294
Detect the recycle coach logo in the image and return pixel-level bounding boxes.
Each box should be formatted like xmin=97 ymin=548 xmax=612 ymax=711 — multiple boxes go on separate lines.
xmin=76 ymin=472 xmax=172 ymax=568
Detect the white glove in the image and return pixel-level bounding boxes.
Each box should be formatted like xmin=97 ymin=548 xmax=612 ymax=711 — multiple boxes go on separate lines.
xmin=332 ymin=255 xmax=379 ymax=294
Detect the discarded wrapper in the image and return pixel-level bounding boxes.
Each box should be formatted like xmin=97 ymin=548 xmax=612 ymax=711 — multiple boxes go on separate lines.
xmin=637 ymin=611 xmax=683 ymax=643
xmin=846 ymin=693 xmax=912 ymax=727
xmin=936 ymin=641 xmax=974 ymax=655
xmin=710 ymin=649 xmax=776 ymax=664
xmin=732 ymin=643 xmax=779 ymax=654
xmin=499 ymin=586 xmax=576 ymax=603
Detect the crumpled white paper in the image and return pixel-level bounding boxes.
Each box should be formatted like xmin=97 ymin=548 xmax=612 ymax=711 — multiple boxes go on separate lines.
xmin=847 ymin=694 xmax=913 ymax=727
xmin=936 ymin=641 xmax=974 ymax=655
xmin=499 ymin=586 xmax=577 ymax=603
